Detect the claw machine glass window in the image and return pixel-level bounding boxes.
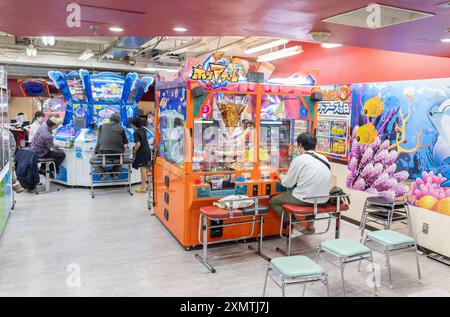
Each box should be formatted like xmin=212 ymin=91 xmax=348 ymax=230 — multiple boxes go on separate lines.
xmin=260 ymin=94 xmax=312 ymax=170
xmin=158 ymin=87 xmax=186 ymax=167
xmin=193 ymin=93 xmax=255 ymax=172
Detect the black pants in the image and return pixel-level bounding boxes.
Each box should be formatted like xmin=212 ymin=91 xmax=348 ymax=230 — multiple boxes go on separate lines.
xmin=42 ymin=151 xmax=66 ymax=172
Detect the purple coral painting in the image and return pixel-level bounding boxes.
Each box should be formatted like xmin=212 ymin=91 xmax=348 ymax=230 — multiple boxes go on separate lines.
xmin=349 ymin=78 xmax=450 ymax=216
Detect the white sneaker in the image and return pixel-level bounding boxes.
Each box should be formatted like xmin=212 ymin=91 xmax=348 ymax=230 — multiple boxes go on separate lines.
xmin=290 ymin=229 xmax=303 ymax=239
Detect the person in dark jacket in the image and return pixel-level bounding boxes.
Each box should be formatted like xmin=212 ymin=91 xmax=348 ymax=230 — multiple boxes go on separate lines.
xmin=15 ymin=149 xmax=40 ymax=192
xmin=130 ymin=117 xmax=151 ymax=193
xmin=94 ymin=113 xmax=129 ymax=180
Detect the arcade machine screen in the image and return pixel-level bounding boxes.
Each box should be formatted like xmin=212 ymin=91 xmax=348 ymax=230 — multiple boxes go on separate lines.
xmin=158 ymin=87 xmax=186 ymax=167
xmin=42 ymin=97 xmax=66 ymax=119
xmin=67 ymin=76 xmax=88 ymax=128
xmin=90 ymin=78 xmax=124 ymax=128
xmin=260 ymin=94 xmax=312 ymax=171
xmin=193 ymin=93 xmax=255 ymax=172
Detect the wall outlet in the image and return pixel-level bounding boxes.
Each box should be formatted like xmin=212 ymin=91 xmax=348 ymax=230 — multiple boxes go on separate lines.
xmin=422 ymin=223 xmax=429 ymax=235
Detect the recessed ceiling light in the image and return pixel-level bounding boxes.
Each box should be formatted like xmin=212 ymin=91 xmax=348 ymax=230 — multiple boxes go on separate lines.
xmin=173 ymin=27 xmax=188 ymax=32
xmin=441 ymin=38 xmax=450 ymax=43
xmin=321 ymin=43 xmax=343 ymax=48
xmin=109 ymin=26 xmax=124 ymax=33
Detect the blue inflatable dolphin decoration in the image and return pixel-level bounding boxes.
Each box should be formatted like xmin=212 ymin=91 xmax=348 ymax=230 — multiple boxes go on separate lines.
xmin=428 ymin=99 xmax=450 ymax=166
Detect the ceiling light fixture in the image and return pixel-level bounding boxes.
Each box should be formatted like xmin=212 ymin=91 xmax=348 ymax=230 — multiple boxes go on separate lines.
xmin=173 ymin=27 xmax=188 ymax=32
xmin=79 ymin=49 xmax=95 ymax=61
xmin=244 ymin=39 xmax=289 ymax=55
xmin=321 ymin=43 xmax=343 ymax=48
xmin=41 ymin=36 xmax=55 ymax=46
xmin=109 ymin=26 xmax=124 ymax=33
xmin=441 ymin=38 xmax=450 ymax=43
xmin=169 ymin=39 xmax=205 ymax=55
xmin=309 ymin=31 xmax=331 ymax=43
xmin=25 ymin=44 xmax=37 ymax=57
xmin=256 ymin=45 xmax=302 ymax=63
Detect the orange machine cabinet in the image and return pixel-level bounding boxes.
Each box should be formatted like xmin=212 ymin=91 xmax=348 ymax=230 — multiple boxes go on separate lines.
xmin=154 ymin=61 xmax=318 ymax=249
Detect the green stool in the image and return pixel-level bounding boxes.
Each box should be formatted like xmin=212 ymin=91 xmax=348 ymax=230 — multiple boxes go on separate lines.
xmin=317 ymin=238 xmax=377 ymax=296
xmin=263 ymin=255 xmax=329 ymax=297
xmin=362 ymin=230 xmax=421 ymax=288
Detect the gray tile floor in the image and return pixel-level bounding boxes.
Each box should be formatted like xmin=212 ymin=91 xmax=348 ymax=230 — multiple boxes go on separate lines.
xmin=0 ymin=185 xmax=449 ymax=297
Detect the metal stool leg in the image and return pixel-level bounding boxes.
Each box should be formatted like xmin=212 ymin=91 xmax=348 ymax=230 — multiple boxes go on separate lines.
xmin=369 ymin=252 xmax=378 ymax=296
xmin=415 ymin=245 xmax=422 ymax=282
xmin=385 ymin=249 xmax=393 ymax=288
xmin=339 ymin=259 xmax=346 ymax=297
xmin=281 ymin=282 xmax=286 ymax=297
xmin=302 ymin=283 xmax=307 ymax=297
xmin=262 ymin=266 xmax=270 ymax=297
xmin=324 ymin=275 xmax=330 ymax=297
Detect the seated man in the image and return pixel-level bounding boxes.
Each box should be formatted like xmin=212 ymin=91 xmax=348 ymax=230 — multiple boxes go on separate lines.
xmin=30 ymin=117 xmax=65 ymax=173
xmin=269 ymin=132 xmax=331 ymax=235
xmin=94 ymin=113 xmax=129 ymax=180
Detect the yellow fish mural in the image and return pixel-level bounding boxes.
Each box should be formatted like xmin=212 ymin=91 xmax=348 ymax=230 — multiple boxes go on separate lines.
xmin=356 ymin=123 xmax=378 ymax=144
xmin=363 ymin=96 xmax=384 ymax=117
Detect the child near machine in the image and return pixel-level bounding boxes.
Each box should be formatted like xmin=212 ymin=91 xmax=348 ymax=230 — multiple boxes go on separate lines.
xmin=130 ymin=117 xmax=151 ymax=193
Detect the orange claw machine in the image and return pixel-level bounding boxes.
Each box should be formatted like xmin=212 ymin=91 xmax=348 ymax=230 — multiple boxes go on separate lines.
xmin=154 ymin=57 xmax=319 ymax=250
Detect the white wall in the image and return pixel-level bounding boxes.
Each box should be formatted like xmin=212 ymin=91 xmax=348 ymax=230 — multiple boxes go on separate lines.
xmin=332 ymin=162 xmax=450 ymax=257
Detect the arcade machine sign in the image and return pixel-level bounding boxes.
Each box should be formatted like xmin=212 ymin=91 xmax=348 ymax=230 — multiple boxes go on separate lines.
xmin=316 ymin=85 xmax=352 ymax=163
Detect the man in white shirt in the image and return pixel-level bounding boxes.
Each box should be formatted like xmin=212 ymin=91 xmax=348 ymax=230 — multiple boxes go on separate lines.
xmin=269 ymin=133 xmax=331 ymax=233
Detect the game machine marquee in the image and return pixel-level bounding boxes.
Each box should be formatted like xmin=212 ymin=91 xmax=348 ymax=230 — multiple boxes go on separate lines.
xmin=154 ymin=54 xmax=318 ymax=249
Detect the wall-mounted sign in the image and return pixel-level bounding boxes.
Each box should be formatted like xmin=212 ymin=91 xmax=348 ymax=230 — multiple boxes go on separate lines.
xmin=316 ymin=85 xmax=352 ymax=162
xmin=189 ymin=53 xmax=243 ymax=89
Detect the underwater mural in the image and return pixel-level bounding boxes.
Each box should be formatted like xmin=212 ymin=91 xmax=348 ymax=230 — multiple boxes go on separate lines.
xmin=348 ymin=78 xmax=450 ymax=216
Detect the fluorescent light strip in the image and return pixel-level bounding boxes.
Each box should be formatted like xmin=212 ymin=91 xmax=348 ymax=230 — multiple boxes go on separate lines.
xmin=245 ymin=39 xmax=289 ymax=54
xmin=144 ymin=66 xmax=179 ymax=73
xmin=441 ymin=38 xmax=450 ymax=43
xmin=173 ymin=27 xmax=188 ymax=32
xmin=256 ymin=45 xmax=302 ymax=62
xmin=321 ymin=43 xmax=342 ymax=48
xmin=169 ymin=39 xmax=205 ymax=54
xmin=261 ymin=121 xmax=283 ymax=125
xmin=79 ymin=49 xmax=94 ymax=61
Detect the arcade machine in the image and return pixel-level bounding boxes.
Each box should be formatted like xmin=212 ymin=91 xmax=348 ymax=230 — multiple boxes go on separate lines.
xmin=48 ymin=70 xmax=154 ymax=187
xmin=154 ymin=56 xmax=318 ymax=249
xmin=0 ymin=68 xmax=13 ymax=234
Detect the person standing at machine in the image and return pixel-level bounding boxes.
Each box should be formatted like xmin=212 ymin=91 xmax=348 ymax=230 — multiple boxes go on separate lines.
xmin=26 ymin=111 xmax=45 ymax=142
xmin=130 ymin=117 xmax=151 ymax=193
xmin=30 ymin=117 xmax=65 ymax=172
xmin=269 ymin=132 xmax=331 ymax=235
xmin=94 ymin=113 xmax=129 ymax=181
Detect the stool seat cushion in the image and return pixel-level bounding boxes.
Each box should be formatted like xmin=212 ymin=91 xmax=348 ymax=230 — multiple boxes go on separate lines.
xmin=320 ymin=238 xmax=371 ymax=257
xmin=271 ymin=255 xmax=325 ymax=278
xmin=368 ymin=230 xmax=415 ymax=246
xmin=282 ymin=203 xmax=349 ymax=215
xmin=199 ymin=205 xmax=269 ymax=219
